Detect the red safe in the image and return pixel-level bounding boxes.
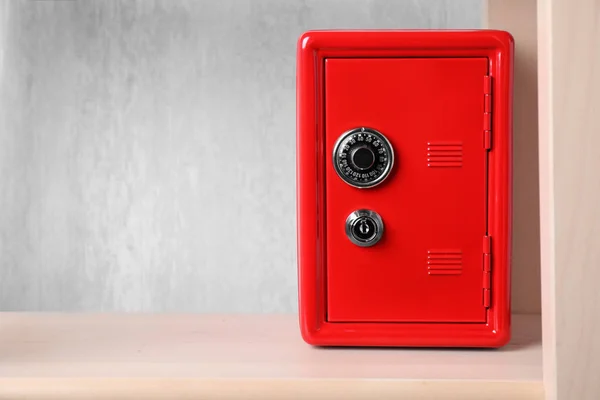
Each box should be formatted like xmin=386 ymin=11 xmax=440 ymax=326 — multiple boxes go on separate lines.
xmin=296 ymin=30 xmax=513 ymax=347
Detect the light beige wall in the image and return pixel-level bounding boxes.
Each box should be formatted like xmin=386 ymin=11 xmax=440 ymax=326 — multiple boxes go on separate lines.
xmin=538 ymin=0 xmax=600 ymax=398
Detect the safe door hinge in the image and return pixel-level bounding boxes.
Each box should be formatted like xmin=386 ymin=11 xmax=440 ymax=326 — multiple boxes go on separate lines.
xmin=483 ymin=76 xmax=492 ymax=150
xmin=483 ymin=235 xmax=492 ymax=308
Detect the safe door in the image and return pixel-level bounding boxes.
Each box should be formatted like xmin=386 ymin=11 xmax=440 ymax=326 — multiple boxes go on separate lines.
xmin=325 ymin=57 xmax=489 ymax=323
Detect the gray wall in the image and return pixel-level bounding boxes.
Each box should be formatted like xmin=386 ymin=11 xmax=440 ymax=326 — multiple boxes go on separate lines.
xmin=0 ymin=0 xmax=482 ymax=312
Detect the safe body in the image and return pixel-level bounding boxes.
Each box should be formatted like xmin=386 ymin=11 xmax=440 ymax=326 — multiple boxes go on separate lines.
xmin=296 ymin=30 xmax=513 ymax=347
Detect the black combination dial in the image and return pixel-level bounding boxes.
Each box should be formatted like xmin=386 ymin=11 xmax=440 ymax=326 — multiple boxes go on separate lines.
xmin=333 ymin=127 xmax=394 ymax=188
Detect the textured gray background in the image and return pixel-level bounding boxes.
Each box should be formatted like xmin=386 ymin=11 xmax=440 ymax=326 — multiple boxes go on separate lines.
xmin=0 ymin=0 xmax=490 ymax=312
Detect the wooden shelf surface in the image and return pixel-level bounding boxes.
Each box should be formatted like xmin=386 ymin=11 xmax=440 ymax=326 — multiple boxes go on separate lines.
xmin=0 ymin=313 xmax=543 ymax=399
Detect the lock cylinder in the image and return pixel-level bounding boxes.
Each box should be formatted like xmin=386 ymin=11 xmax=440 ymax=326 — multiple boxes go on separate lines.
xmin=345 ymin=209 xmax=384 ymax=247
xmin=333 ymin=127 xmax=394 ymax=188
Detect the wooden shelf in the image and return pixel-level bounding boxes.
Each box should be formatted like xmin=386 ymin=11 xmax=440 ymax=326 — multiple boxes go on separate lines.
xmin=0 ymin=313 xmax=543 ymax=399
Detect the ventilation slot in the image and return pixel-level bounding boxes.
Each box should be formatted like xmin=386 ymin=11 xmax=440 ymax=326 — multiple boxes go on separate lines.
xmin=427 ymin=141 xmax=463 ymax=168
xmin=428 ymin=249 xmax=462 ymax=275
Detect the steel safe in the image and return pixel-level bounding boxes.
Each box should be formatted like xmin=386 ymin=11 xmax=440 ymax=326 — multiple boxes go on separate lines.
xmin=296 ymin=30 xmax=513 ymax=347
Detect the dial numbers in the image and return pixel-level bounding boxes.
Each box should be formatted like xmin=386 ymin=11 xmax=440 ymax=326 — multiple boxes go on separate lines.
xmin=333 ymin=127 xmax=395 ymax=188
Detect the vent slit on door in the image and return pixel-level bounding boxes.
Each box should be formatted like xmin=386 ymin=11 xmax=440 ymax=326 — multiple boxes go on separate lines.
xmin=428 ymin=249 xmax=462 ymax=275
xmin=427 ymin=142 xmax=463 ymax=168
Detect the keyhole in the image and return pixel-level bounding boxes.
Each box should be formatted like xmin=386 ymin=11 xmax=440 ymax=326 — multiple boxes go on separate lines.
xmin=359 ymin=221 xmax=370 ymax=235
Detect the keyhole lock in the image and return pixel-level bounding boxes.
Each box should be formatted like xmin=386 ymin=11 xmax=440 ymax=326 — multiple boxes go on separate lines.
xmin=345 ymin=209 xmax=384 ymax=247
xmin=358 ymin=220 xmax=370 ymax=235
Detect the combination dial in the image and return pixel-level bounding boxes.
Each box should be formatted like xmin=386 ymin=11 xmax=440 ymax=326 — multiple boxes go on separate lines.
xmin=332 ymin=127 xmax=394 ymax=188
